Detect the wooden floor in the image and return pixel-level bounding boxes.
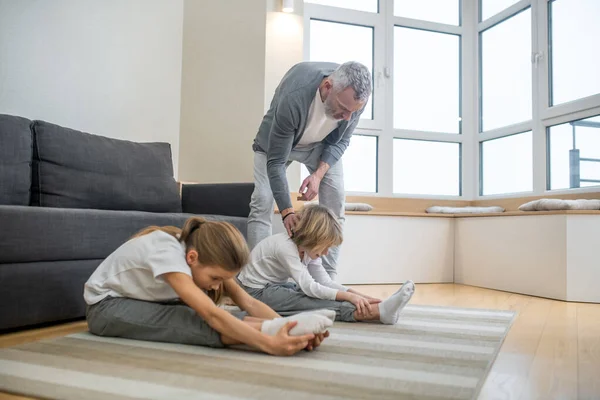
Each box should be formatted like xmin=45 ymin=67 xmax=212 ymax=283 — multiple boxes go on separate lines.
xmin=1 ymin=283 xmax=599 ymax=400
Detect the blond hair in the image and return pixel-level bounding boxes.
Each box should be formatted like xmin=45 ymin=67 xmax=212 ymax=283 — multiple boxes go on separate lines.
xmin=291 ymin=204 xmax=343 ymax=251
xmin=131 ymin=217 xmax=249 ymax=304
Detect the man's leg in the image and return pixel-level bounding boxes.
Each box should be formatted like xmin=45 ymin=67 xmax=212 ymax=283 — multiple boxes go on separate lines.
xmin=247 ymin=152 xmax=275 ymax=250
xmin=317 ymin=159 xmax=345 ymax=280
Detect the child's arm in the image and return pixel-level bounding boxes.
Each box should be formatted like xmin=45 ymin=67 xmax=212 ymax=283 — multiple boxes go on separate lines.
xmin=307 ymin=259 xmax=381 ymax=303
xmin=223 ymin=278 xmax=280 ymax=320
xmin=162 ymin=272 xmax=313 ymax=355
xmin=306 ymin=258 xmax=348 ymax=292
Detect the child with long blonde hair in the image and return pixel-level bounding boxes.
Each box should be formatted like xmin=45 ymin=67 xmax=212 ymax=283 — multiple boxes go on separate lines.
xmin=238 ymin=205 xmax=415 ymax=324
xmin=84 ymin=217 xmax=333 ymax=356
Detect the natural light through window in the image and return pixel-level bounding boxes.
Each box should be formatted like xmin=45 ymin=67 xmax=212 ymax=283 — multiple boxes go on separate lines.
xmin=480 ymin=9 xmax=531 ymax=132
xmin=393 ymin=139 xmax=460 ymax=196
xmin=394 ymin=27 xmax=460 ymax=133
xmin=481 ymin=132 xmax=532 ymax=195
xmin=309 ymin=19 xmax=374 ymax=120
xmin=301 ymin=135 xmax=378 ymax=193
xmin=549 ymin=0 xmax=600 ymax=105
xmin=394 ymin=0 xmax=460 ymax=25
xmin=548 ymin=115 xmax=600 ymax=190
xmin=480 ymin=0 xmax=520 ymax=21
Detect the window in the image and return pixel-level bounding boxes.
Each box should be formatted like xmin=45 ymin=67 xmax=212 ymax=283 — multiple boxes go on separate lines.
xmin=549 ymin=0 xmax=600 ymax=105
xmin=305 ymin=0 xmax=378 ymax=13
xmin=480 ymin=9 xmax=531 ymax=132
xmin=300 ymin=135 xmax=378 ymax=193
xmin=394 ymin=27 xmax=460 ymax=133
xmin=481 ymin=132 xmax=532 ymax=195
xmin=393 ymin=139 xmax=460 ymax=196
xmin=309 ymin=19 xmax=374 ymax=119
xmin=548 ymin=115 xmax=600 ymax=190
xmin=394 ymin=0 xmax=460 ymax=26
xmin=480 ymin=0 xmax=521 ymax=22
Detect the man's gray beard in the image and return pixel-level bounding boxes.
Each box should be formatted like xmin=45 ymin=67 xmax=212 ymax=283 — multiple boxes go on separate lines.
xmin=323 ymin=98 xmax=338 ymax=120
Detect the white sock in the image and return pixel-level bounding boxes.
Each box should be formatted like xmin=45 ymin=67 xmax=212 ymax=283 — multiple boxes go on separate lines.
xmin=378 ymin=280 xmax=415 ymax=325
xmin=296 ymin=309 xmax=336 ymax=323
xmin=260 ymin=313 xmax=333 ymax=336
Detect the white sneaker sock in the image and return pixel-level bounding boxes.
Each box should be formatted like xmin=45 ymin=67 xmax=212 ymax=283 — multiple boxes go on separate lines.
xmin=378 ymin=280 xmax=415 ymax=325
xmin=260 ymin=313 xmax=333 ymax=336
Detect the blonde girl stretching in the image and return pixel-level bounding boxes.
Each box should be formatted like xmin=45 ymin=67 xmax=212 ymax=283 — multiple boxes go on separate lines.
xmin=238 ymin=205 xmax=415 ymax=324
xmin=84 ymin=217 xmax=333 ymax=356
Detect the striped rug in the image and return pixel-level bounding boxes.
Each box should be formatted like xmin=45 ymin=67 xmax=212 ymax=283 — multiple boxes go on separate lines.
xmin=0 ymin=305 xmax=515 ymax=400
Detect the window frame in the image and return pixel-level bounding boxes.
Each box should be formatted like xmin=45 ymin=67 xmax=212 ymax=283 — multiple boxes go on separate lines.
xmin=304 ymin=0 xmax=467 ymax=199
xmin=476 ymin=0 xmax=600 ymax=199
xmin=302 ymin=0 xmax=600 ymax=199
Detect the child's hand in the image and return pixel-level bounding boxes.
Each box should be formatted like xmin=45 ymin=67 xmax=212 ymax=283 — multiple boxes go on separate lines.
xmin=349 ymin=294 xmax=372 ymax=318
xmin=267 ymin=321 xmax=315 ymax=356
xmin=305 ymin=330 xmax=329 ymax=351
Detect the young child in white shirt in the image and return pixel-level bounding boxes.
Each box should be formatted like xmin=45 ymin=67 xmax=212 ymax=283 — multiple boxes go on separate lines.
xmin=84 ymin=217 xmax=334 ymax=356
xmin=238 ymin=205 xmax=415 ymax=324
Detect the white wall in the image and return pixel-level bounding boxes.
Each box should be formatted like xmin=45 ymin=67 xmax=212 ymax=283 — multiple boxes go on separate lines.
xmin=272 ymin=214 xmax=455 ymax=285
xmin=265 ymin=1 xmax=305 ymax=189
xmin=0 ymin=0 xmax=184 ymax=176
xmin=454 ymin=215 xmax=568 ymax=300
xmin=178 ymin=0 xmax=267 ymax=183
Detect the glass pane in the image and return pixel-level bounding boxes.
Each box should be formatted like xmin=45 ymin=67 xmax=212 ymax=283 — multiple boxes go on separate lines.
xmin=394 ymin=0 xmax=459 ymax=25
xmin=310 ymin=20 xmax=373 ymax=119
xmin=394 ymin=27 xmax=460 ymax=133
xmin=549 ymin=0 xmax=600 ymax=105
xmin=305 ymin=0 xmax=378 ymax=13
xmin=548 ymin=115 xmax=600 ymax=190
xmin=480 ymin=9 xmax=531 ymax=132
xmin=393 ymin=139 xmax=460 ymax=195
xmin=480 ymin=0 xmax=520 ymax=21
xmin=300 ymin=135 xmax=378 ymax=193
xmin=481 ymin=132 xmax=532 ymax=195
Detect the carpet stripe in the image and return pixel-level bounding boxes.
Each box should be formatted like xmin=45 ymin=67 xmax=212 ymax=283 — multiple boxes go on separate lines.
xmin=62 ymin=334 xmax=480 ymax=388
xmin=404 ymin=305 xmax=514 ymax=318
xmin=0 ymin=345 xmax=469 ymax=400
xmin=0 ymin=359 xmax=248 ymax=400
xmin=331 ymin=332 xmax=495 ymax=355
xmin=396 ymin=320 xmax=507 ymax=333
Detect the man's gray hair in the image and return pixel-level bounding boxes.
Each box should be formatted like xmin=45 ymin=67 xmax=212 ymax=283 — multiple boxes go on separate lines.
xmin=329 ymin=61 xmax=372 ymax=103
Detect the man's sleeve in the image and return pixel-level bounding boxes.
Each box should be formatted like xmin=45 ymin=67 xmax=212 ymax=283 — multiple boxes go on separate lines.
xmin=266 ymin=94 xmax=300 ymax=212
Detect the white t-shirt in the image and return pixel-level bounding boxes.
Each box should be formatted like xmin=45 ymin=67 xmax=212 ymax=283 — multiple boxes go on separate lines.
xmin=84 ymin=230 xmax=192 ymax=305
xmin=237 ymin=233 xmax=348 ymax=301
xmin=296 ymin=89 xmax=339 ymax=147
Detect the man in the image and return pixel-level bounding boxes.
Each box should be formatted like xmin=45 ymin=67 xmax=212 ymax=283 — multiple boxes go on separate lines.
xmin=248 ymin=61 xmax=372 ymax=280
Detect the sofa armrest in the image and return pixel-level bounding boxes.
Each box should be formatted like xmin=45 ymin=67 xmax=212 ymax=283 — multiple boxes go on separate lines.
xmin=181 ymin=183 xmax=254 ymax=218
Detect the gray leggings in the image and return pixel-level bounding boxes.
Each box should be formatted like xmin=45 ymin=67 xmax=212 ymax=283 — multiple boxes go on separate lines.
xmin=86 ymin=296 xmax=246 ymax=348
xmin=242 ymin=282 xmax=357 ymax=322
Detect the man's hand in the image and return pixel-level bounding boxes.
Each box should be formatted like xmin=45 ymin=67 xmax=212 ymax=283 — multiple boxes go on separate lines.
xmin=282 ymin=211 xmax=299 ymax=237
xmin=298 ymin=173 xmax=321 ymax=202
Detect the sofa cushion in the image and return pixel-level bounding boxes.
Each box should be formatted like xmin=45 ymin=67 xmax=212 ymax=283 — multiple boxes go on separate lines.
xmin=0 ymin=206 xmax=248 ymax=264
xmin=31 ymin=120 xmax=181 ymax=212
xmin=0 ymin=114 xmax=33 ymax=206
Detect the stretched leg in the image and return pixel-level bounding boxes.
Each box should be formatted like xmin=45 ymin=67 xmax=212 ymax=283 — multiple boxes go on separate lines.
xmin=244 ymin=283 xmax=357 ymax=322
xmin=247 ymin=151 xmax=275 ymax=250
xmin=87 ymin=297 xmax=255 ymax=348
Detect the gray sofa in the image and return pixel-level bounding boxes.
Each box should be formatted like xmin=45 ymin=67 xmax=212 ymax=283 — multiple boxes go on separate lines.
xmin=0 ymin=114 xmax=254 ymax=332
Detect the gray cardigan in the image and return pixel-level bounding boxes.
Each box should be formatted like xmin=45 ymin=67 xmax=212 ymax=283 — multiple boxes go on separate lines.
xmin=253 ymin=61 xmax=364 ymax=212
